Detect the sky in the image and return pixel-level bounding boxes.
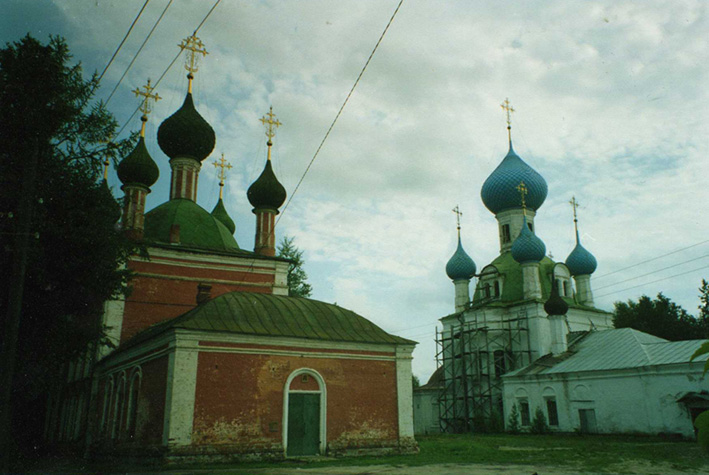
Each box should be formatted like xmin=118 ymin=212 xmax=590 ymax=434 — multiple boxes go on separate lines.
xmin=3 ymin=0 xmax=708 ymax=381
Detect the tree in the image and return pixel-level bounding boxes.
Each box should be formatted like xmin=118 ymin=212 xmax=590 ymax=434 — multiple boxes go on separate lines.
xmin=507 ymin=404 xmax=520 ymax=434
xmin=613 ymin=292 xmax=704 ymax=341
xmin=277 ymin=236 xmax=312 ymax=298
xmin=412 ymin=375 xmax=421 ymax=389
xmin=530 ymin=406 xmax=548 ymax=434
xmin=0 ymin=35 xmax=134 ymax=462
xmin=698 ymin=279 xmax=709 ymax=337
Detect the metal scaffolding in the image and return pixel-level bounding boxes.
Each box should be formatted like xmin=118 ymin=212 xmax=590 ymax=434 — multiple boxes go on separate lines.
xmin=435 ymin=306 xmax=532 ymax=433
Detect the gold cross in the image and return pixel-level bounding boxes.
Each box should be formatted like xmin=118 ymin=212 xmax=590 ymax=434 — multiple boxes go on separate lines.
xmin=133 ymin=79 xmax=161 ymax=118
xmin=501 ymin=98 xmax=515 ymax=128
xmin=260 ymin=106 xmax=282 ymax=142
xmin=569 ymin=196 xmax=580 ymax=221
xmin=179 ymin=34 xmax=208 ymax=75
xmin=99 ymin=136 xmax=113 ymax=180
xmin=452 ymin=205 xmax=463 ymax=230
xmin=212 ymin=153 xmax=232 ymax=199
xmin=516 ymin=181 xmax=528 ymax=210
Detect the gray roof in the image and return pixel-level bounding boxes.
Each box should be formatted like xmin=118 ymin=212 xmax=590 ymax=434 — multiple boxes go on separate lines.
xmin=507 ymin=328 xmax=709 ymax=377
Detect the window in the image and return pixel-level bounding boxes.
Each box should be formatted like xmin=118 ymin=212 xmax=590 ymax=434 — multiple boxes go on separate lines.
xmin=127 ymin=371 xmax=141 ymax=440
xmin=501 ymin=224 xmax=511 ymax=243
xmin=493 ymin=350 xmax=506 ymax=378
xmin=563 ymin=280 xmax=569 ymax=297
xmin=483 ymin=283 xmax=491 ymax=298
xmin=546 ymin=398 xmax=559 ymax=426
xmin=494 ymin=280 xmax=500 ymax=297
xmin=519 ymin=399 xmax=530 ymax=426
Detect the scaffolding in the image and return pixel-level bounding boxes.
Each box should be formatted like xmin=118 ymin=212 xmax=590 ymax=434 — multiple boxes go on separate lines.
xmin=435 ymin=306 xmax=532 ymax=433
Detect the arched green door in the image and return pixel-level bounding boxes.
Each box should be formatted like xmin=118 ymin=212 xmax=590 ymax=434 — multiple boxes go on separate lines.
xmin=287 ymin=393 xmax=320 ymax=456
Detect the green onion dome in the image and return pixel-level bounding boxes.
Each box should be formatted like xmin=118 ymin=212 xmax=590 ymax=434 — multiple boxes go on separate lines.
xmin=481 ymin=144 xmax=548 ymax=214
xmin=445 ymin=236 xmax=477 ymax=281
xmin=144 ymin=198 xmax=239 ymax=251
xmin=565 ymin=231 xmax=597 ymax=276
xmin=544 ymin=279 xmax=569 ymax=316
xmin=511 ymin=216 xmax=546 ymax=264
xmin=116 ymin=136 xmax=159 ymax=188
xmin=157 ymin=93 xmax=215 ymax=162
xmin=247 ymin=160 xmax=286 ymax=211
xmin=211 ymin=198 xmax=235 ymax=235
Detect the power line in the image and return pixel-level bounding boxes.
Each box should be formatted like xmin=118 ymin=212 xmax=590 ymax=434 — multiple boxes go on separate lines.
xmin=594 ymin=239 xmax=709 ymax=281
xmin=595 ymin=265 xmax=709 ymax=299
xmin=594 ymin=254 xmax=709 ymax=291
xmin=97 ymin=0 xmax=151 ymax=85
xmin=105 ymin=0 xmax=174 ymax=105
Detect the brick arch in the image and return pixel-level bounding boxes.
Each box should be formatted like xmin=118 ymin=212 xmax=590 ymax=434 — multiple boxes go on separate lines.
xmin=282 ymin=368 xmax=327 ymax=456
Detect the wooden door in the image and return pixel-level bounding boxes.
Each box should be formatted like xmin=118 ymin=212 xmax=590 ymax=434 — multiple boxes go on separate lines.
xmin=287 ymin=393 xmax=320 ymax=456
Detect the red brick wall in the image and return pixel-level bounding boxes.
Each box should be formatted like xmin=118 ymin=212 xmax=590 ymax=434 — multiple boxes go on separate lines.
xmin=191 ymin=347 xmax=399 ymax=451
xmin=135 ymin=356 xmax=168 ymax=445
xmin=120 ymin=256 xmax=276 ymax=342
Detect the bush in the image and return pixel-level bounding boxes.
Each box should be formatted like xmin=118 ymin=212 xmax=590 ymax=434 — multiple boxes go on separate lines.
xmin=507 ymin=404 xmax=520 ymax=434
xmin=531 ymin=407 xmax=548 ymax=434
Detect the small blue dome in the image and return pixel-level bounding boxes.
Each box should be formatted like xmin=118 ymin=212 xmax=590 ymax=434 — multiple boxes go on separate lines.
xmin=566 ymin=233 xmax=597 ymax=276
xmin=446 ymin=237 xmax=476 ymax=281
xmin=511 ymin=217 xmax=546 ymax=264
xmin=481 ymin=144 xmax=548 ymax=214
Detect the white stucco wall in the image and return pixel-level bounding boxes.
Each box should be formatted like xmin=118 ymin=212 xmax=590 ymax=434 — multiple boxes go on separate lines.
xmin=413 ymin=388 xmax=440 ymax=435
xmin=503 ymin=363 xmax=707 ymax=437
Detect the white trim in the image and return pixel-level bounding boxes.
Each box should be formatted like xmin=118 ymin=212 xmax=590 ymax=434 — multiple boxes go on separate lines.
xmin=162 ymin=341 xmax=199 ymax=447
xmin=197 ymin=345 xmax=396 ymax=362
xmin=282 ymin=368 xmax=327 ymax=456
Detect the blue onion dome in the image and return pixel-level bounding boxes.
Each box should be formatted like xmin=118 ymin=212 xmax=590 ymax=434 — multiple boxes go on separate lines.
xmin=157 ymin=93 xmax=216 ymax=162
xmin=211 ymin=198 xmax=235 ymax=235
xmin=511 ymin=216 xmax=546 ymax=264
xmin=565 ymin=232 xmax=597 ymax=276
xmin=446 ymin=237 xmax=477 ymax=281
xmin=117 ymin=136 xmax=159 ymax=188
xmin=247 ymin=160 xmax=286 ymax=211
xmin=481 ymin=144 xmax=548 ymax=214
xmin=544 ymin=279 xmax=569 ymax=316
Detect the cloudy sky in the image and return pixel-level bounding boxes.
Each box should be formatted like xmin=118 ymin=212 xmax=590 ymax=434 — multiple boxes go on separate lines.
xmin=4 ymin=0 xmax=708 ymax=380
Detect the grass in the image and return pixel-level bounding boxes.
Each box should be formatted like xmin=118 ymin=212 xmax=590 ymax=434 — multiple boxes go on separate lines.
xmin=20 ymin=433 xmax=709 ymax=474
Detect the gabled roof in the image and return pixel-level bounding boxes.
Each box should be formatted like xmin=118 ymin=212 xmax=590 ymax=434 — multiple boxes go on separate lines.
xmin=507 ymin=328 xmax=709 ymax=377
xmin=114 ymin=291 xmax=416 ymax=355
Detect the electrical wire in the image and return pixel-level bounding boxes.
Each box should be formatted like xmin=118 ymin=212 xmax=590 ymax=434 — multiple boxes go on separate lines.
xmin=97 ymin=0 xmax=151 ymax=85
xmin=594 ymin=254 xmax=709 ymax=291
xmin=105 ymin=0 xmax=174 ymax=105
xmin=594 ymin=264 xmax=709 ymax=299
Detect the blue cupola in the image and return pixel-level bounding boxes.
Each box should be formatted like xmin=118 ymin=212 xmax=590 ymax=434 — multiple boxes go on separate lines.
xmin=446 ymin=236 xmax=477 ymax=281
xmin=481 ymin=143 xmax=548 ymax=215
xmin=566 ymin=230 xmax=597 ymax=276
xmin=511 ymin=216 xmax=546 ymax=264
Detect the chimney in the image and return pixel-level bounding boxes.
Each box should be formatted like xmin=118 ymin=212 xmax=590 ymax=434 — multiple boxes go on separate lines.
xmin=196 ymin=283 xmax=212 ymax=304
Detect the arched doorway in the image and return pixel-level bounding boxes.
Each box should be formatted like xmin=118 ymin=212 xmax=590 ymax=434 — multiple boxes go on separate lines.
xmin=283 ymin=369 xmax=326 ymax=456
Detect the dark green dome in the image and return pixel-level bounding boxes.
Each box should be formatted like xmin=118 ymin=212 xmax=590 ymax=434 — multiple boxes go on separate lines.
xmin=144 ymin=199 xmax=239 ymax=251
xmin=473 ymin=252 xmax=557 ymax=304
xmin=211 ymin=198 xmax=235 ymax=235
xmin=544 ymin=279 xmax=569 ymax=316
xmin=247 ymin=160 xmax=286 ymax=211
xmin=116 ymin=136 xmax=159 ymax=187
xmin=157 ymin=93 xmax=215 ymax=162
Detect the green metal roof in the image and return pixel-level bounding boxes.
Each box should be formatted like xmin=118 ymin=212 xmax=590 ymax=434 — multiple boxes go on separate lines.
xmin=211 ymin=198 xmax=236 ymax=235
xmin=144 ymin=198 xmax=239 ymax=251
xmin=114 ymin=292 xmax=415 ymax=354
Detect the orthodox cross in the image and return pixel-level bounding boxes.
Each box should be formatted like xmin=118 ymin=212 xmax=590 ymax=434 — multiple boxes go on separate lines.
xmin=212 ymin=153 xmax=232 ymax=199
xmin=99 ymin=137 xmax=113 ymax=180
xmin=260 ymin=107 xmax=282 ymax=160
xmin=516 ymin=180 xmax=528 ymax=211
xmin=452 ymin=205 xmax=463 ymax=236
xmin=569 ymin=195 xmax=580 ymax=241
xmin=179 ymin=34 xmax=208 ymax=92
xmin=501 ymin=97 xmax=515 ymax=142
xmin=132 ymin=79 xmax=161 ymax=136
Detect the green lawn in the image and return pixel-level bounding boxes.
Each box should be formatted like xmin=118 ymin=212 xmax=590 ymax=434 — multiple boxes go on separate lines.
xmin=21 ymin=433 xmax=709 ymax=474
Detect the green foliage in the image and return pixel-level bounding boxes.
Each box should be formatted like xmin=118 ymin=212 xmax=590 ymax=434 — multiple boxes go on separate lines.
xmin=695 ymin=410 xmax=709 ymax=453
xmin=613 ymin=292 xmax=705 ymax=341
xmin=507 ymin=404 xmax=521 ymax=434
xmin=698 ymin=279 xmax=709 ymax=337
xmin=412 ymin=375 xmax=421 ymax=389
xmin=691 ymin=341 xmax=709 ymax=376
xmin=277 ymin=235 xmax=312 ymax=298
xmin=0 ymin=35 xmax=134 ymax=432
xmin=530 ymin=406 xmax=548 ymax=434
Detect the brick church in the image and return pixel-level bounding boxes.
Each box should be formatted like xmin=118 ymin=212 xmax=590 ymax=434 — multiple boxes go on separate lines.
xmin=50 ymin=35 xmax=416 ymax=461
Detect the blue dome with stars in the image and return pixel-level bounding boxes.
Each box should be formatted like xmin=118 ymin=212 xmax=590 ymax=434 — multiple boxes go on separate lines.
xmin=565 ymin=233 xmax=597 ymax=276
xmin=446 ymin=237 xmax=477 ymax=281
xmin=511 ymin=216 xmax=546 ymax=264
xmin=481 ymin=144 xmax=548 ymax=214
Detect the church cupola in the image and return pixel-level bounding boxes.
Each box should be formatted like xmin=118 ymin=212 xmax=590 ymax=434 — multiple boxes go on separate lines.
xmin=157 ymin=35 xmax=215 ymax=202
xmin=446 ymin=206 xmax=476 ymax=312
xmin=565 ymin=197 xmax=596 ymax=306
xmin=210 ymin=154 xmax=236 ymax=235
xmin=117 ymin=79 xmax=161 ymax=240
xmin=511 ymin=181 xmax=545 ymax=300
xmin=247 ymin=107 xmax=287 ymax=257
xmin=481 ymin=99 xmax=548 ymax=253
xmin=544 ymin=277 xmax=569 ymax=355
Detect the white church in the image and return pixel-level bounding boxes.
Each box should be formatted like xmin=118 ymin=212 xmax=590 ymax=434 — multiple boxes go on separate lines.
xmin=413 ymin=102 xmax=708 ymax=438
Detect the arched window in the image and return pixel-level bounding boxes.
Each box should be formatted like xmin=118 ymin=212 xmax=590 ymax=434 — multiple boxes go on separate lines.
xmin=111 ymin=373 xmax=126 ymax=440
xmin=100 ymin=376 xmax=114 ymax=438
xmin=126 ymin=368 xmax=142 ymax=440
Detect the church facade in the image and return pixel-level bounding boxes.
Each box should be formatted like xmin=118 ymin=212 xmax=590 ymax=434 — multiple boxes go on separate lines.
xmin=48 ymin=35 xmax=416 ymax=461
xmin=414 ymin=101 xmax=707 ymax=437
